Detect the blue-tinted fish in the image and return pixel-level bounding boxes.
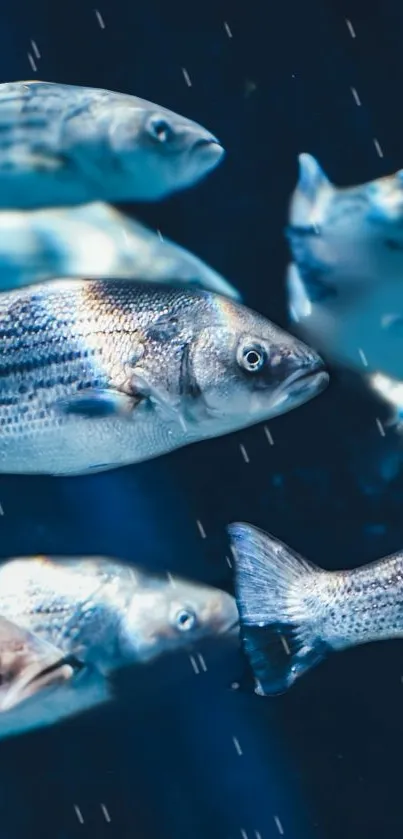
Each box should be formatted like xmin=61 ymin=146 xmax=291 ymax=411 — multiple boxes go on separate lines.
xmin=229 ymin=523 xmax=403 ymax=695
xmin=0 ymin=554 xmax=238 ymax=737
xmin=286 ymin=153 xmax=403 ymax=383
xmin=0 ymin=278 xmax=328 ymax=476
xmin=0 ymin=202 xmax=239 ymax=298
xmin=0 ymin=80 xmax=224 ymax=207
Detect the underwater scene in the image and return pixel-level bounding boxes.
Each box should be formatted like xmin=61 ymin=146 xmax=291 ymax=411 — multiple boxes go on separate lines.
xmin=0 ymin=0 xmax=402 ymax=837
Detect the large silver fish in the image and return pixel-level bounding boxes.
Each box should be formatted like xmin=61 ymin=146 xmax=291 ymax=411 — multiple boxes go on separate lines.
xmin=0 ymin=80 xmax=224 ymax=207
xmin=229 ymin=523 xmax=403 ymax=695
xmin=0 ymin=201 xmax=239 ymax=298
xmin=286 ymin=153 xmax=403 ymax=383
xmin=0 ymin=554 xmax=238 ymax=737
xmin=0 ymin=278 xmax=328 ymax=476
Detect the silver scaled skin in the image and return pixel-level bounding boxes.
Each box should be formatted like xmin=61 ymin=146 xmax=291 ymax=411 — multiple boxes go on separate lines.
xmin=0 ymin=556 xmax=238 ymax=737
xmin=0 ymin=202 xmax=239 ymax=298
xmin=0 ymin=80 xmax=224 ymax=208
xmin=229 ymin=523 xmax=403 ymax=695
xmin=0 ymin=555 xmax=238 ymax=671
xmin=0 ymin=278 xmax=328 ymax=476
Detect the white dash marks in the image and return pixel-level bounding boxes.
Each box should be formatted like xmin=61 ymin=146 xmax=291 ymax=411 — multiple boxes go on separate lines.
xmin=345 ymin=18 xmax=356 ymax=38
xmin=264 ymin=425 xmax=274 ymax=445
xmin=166 ymin=571 xmax=177 ymax=588
xmin=198 ymin=653 xmax=207 ymax=672
xmin=225 ymin=555 xmax=233 ymax=568
xmin=31 ymin=40 xmax=40 ymax=59
xmin=182 ymin=68 xmax=192 ymax=87
xmin=94 ymin=9 xmax=105 ymax=28
xmin=241 ymin=831 xmax=249 ymax=839
xmin=376 ymin=417 xmax=386 ymax=437
xmin=255 ymin=833 xmax=263 ymax=839
xmin=224 ymin=21 xmax=233 ymax=38
xmin=74 ymin=805 xmax=84 ymax=824
xmin=189 ymin=655 xmax=200 ymax=674
xmin=240 ymin=444 xmax=250 ymax=463
xmin=280 ymin=634 xmax=290 ymax=655
xmin=358 ymin=348 xmax=368 ymax=367
xmin=27 ymin=53 xmax=37 ymax=73
xmin=373 ymin=138 xmax=384 ymax=158
xmin=233 ymin=736 xmax=243 ymax=755
xmin=274 ymin=816 xmax=284 ymax=835
xmin=101 ymin=804 xmax=111 ymax=823
xmin=350 ymin=87 xmax=361 ymax=106
xmin=157 ymin=229 xmax=164 ymax=242
xmin=196 ymin=519 xmax=206 ymax=539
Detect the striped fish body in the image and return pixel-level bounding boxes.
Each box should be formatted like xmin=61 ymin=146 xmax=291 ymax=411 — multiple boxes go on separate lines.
xmin=0 ymin=81 xmax=223 ymax=207
xmin=0 ymin=277 xmax=328 ymax=476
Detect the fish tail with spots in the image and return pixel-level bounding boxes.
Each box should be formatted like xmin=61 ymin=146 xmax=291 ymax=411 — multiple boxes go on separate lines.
xmin=228 ymin=522 xmax=403 ymax=694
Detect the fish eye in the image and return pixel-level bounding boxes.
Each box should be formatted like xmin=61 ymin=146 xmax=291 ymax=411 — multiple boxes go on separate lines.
xmin=148 ymin=116 xmax=174 ymax=143
xmin=237 ymin=343 xmax=266 ymax=373
xmin=174 ymin=607 xmax=197 ymax=632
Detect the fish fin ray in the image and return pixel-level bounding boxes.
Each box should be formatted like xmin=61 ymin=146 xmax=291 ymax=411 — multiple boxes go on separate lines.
xmin=228 ymin=523 xmax=330 ymax=695
xmin=289 ymin=153 xmax=333 ymax=227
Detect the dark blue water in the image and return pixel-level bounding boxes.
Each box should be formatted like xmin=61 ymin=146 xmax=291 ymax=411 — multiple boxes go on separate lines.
xmin=0 ymin=1 xmax=402 ymax=837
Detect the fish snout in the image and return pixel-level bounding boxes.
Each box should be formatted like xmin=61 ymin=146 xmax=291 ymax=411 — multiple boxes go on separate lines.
xmin=268 ymin=344 xmax=329 ymax=413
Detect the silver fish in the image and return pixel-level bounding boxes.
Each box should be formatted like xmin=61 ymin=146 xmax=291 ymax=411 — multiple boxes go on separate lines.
xmin=229 ymin=522 xmax=403 ymax=695
xmin=0 ymin=278 xmax=328 ymax=476
xmin=0 ymin=554 xmax=238 ymax=736
xmin=0 ymin=201 xmax=239 ymax=299
xmin=286 ymin=153 xmax=403 ymax=383
xmin=0 ymin=80 xmax=224 ymax=207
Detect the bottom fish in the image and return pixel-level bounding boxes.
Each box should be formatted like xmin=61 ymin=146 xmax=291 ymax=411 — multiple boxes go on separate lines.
xmin=228 ymin=522 xmax=403 ymax=695
xmin=0 ymin=555 xmax=238 ymax=738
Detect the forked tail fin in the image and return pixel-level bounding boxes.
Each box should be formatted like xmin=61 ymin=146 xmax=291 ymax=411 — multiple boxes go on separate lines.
xmin=228 ymin=523 xmax=331 ymax=695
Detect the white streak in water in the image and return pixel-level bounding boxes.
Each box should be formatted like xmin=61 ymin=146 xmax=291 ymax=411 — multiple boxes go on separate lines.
xmin=182 ymin=68 xmax=192 ymax=87
xmin=224 ymin=21 xmax=233 ymax=37
xmin=94 ymin=9 xmax=105 ymax=28
xmin=240 ymin=444 xmax=250 ymax=463
xmin=274 ymin=816 xmax=284 ymax=835
xmin=345 ymin=18 xmax=356 ymax=37
xmin=74 ymin=805 xmax=84 ymax=824
xmin=27 ymin=53 xmax=37 ymax=72
xmin=233 ymin=736 xmax=243 ymax=755
xmin=264 ymin=425 xmax=274 ymax=445
xmin=189 ymin=655 xmax=200 ymax=674
xmin=31 ymin=40 xmax=40 ymax=58
xmin=376 ymin=417 xmax=386 ymax=437
xmin=350 ymin=87 xmax=361 ymax=106
xmin=196 ymin=520 xmax=206 ymax=539
xmin=373 ymin=138 xmax=384 ymax=158
xmin=101 ymin=804 xmax=111 ymax=822
xmin=358 ymin=348 xmax=368 ymax=367
xmin=198 ymin=653 xmax=207 ymax=672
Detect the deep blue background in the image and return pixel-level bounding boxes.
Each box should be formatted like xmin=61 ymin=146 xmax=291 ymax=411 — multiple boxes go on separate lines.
xmin=0 ymin=0 xmax=402 ymax=837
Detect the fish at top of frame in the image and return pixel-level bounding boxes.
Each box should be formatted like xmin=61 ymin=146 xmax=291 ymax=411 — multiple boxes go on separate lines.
xmin=0 ymin=201 xmax=240 ymax=299
xmin=0 ymin=278 xmax=328 ymax=476
xmin=286 ymin=152 xmax=403 ymax=383
xmin=0 ymin=80 xmax=224 ymax=208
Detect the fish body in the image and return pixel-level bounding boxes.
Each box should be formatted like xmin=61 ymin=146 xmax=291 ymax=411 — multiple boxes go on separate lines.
xmin=0 ymin=555 xmax=238 ymax=736
xmin=0 ymin=80 xmax=224 ymax=207
xmin=229 ymin=522 xmax=403 ymax=695
xmin=286 ymin=153 xmax=403 ymax=381
xmin=0 ymin=278 xmax=328 ymax=476
xmin=0 ymin=201 xmax=240 ymax=299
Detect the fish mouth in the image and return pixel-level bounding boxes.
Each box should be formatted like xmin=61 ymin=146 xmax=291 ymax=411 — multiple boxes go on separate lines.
xmin=193 ymin=137 xmax=225 ymax=167
xmin=270 ymin=365 xmax=329 ymax=414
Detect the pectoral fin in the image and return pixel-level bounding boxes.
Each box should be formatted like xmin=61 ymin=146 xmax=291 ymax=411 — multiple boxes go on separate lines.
xmin=131 ymin=371 xmax=189 ymax=432
xmin=0 ymin=617 xmax=76 ymax=712
xmin=56 ymin=388 xmax=138 ymax=419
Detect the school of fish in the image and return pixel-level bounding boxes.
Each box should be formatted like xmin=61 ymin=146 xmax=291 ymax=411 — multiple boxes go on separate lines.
xmin=0 ymin=77 xmax=402 ymax=734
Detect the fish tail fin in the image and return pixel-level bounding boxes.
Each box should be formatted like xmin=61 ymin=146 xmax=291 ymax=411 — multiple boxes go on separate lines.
xmin=228 ymin=523 xmax=331 ymax=695
xmin=289 ymin=153 xmax=333 ymax=227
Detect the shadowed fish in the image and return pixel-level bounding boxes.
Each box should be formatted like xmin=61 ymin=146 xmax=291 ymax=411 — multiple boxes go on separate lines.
xmin=0 ymin=278 xmax=328 ymax=475
xmin=0 ymin=202 xmax=239 ymax=299
xmin=229 ymin=522 xmax=403 ymax=695
xmin=286 ymin=153 xmax=403 ymax=385
xmin=0 ymin=554 xmax=238 ymax=737
xmin=0 ymin=80 xmax=224 ymax=208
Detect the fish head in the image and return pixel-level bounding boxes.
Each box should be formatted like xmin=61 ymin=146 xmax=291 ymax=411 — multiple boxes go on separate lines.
xmin=106 ymin=98 xmax=224 ymax=200
xmin=180 ymin=294 xmax=329 ymax=433
xmin=120 ymin=575 xmax=238 ymax=662
xmin=287 ymin=153 xmax=403 ymax=286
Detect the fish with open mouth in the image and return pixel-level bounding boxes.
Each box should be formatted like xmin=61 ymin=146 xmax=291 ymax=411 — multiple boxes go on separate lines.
xmin=0 ymin=201 xmax=239 ymax=299
xmin=0 ymin=278 xmax=329 ymax=475
xmin=0 ymin=554 xmax=238 ymax=737
xmin=0 ymin=80 xmax=224 ymax=207
xmin=229 ymin=522 xmax=403 ymax=695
